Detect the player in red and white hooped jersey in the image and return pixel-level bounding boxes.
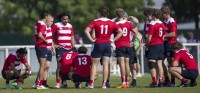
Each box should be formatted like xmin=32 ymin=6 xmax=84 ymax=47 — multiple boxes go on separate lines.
xmin=57 ymin=49 xmax=78 ymax=88
xmin=1 ymin=48 xmax=32 ymax=89
xmin=114 ymin=9 xmax=136 ymax=88
xmin=51 ymin=12 xmax=75 ymax=88
xmin=169 ymin=42 xmax=198 ymax=87
xmin=85 ymin=6 xmax=123 ymax=89
xmin=161 ymin=6 xmax=177 ymax=87
xmin=34 ymin=11 xmax=54 ymax=89
xmin=145 ymin=9 xmax=166 ymax=87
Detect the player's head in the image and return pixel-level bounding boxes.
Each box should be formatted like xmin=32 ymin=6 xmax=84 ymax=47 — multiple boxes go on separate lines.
xmin=128 ymin=16 xmax=139 ymax=27
xmin=98 ymin=6 xmax=109 ymax=17
xmin=115 ymin=8 xmax=125 ymax=18
xmin=78 ymin=46 xmax=88 ymax=54
xmin=143 ymin=8 xmax=154 ymax=21
xmin=57 ymin=12 xmax=70 ymax=25
xmin=16 ymin=47 xmax=27 ymax=58
xmin=46 ymin=15 xmax=54 ymax=27
xmin=152 ymin=8 xmax=162 ymax=19
xmin=40 ymin=10 xmax=50 ymax=20
xmin=171 ymin=41 xmax=183 ymax=51
xmin=160 ymin=6 xmax=170 ymax=19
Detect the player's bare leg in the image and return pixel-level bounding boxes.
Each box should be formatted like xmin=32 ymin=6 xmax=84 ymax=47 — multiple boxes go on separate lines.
xmin=130 ymin=63 xmax=137 ymax=87
xmin=55 ymin=58 xmax=61 ymax=88
xmin=43 ymin=61 xmax=50 ymax=87
xmin=102 ymin=56 xmax=110 ymax=88
xmin=37 ymin=58 xmax=47 ymax=88
xmin=124 ymin=57 xmax=130 ymax=87
xmin=157 ymin=60 xmax=164 ymax=87
xmin=117 ymin=57 xmax=126 ymax=88
xmin=148 ymin=60 xmax=157 ymax=87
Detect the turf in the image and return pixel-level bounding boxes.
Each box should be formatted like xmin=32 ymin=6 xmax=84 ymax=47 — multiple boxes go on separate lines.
xmin=0 ymin=75 xmax=199 ymax=93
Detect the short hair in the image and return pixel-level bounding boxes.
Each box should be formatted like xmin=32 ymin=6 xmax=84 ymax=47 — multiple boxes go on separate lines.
xmin=171 ymin=42 xmax=183 ymax=50
xmin=152 ymin=9 xmax=162 ymax=18
xmin=78 ymin=46 xmax=88 ymax=54
xmin=98 ymin=6 xmax=109 ymax=17
xmin=16 ymin=47 xmax=27 ymax=54
xmin=40 ymin=10 xmax=50 ymax=19
xmin=57 ymin=12 xmax=71 ymax=22
xmin=143 ymin=8 xmax=154 ymax=16
xmin=115 ymin=8 xmax=125 ymax=18
xmin=160 ymin=6 xmax=170 ymax=15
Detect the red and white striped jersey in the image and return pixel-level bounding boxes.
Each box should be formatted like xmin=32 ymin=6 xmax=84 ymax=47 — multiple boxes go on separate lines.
xmin=52 ymin=22 xmax=74 ymax=50
xmin=34 ymin=20 xmax=48 ymax=48
xmin=46 ymin=27 xmax=53 ymax=49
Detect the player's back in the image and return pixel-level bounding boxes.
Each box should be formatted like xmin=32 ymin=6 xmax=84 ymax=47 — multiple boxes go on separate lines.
xmin=149 ymin=20 xmax=165 ymax=45
xmin=72 ymin=54 xmax=91 ymax=77
xmin=89 ymin=18 xmax=118 ymax=44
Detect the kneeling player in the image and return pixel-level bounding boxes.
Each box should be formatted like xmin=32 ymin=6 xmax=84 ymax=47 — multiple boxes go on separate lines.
xmin=69 ymin=46 xmax=97 ymax=88
xmin=58 ymin=49 xmax=78 ymax=88
xmin=1 ymin=48 xmax=32 ymax=89
xmin=169 ymin=42 xmax=198 ymax=87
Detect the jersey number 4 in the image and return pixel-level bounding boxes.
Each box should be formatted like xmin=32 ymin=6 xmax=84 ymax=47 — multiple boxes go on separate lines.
xmin=78 ymin=57 xmax=87 ymax=65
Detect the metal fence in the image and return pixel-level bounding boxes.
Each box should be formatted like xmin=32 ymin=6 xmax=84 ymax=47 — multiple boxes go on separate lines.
xmin=0 ymin=43 xmax=199 ymax=76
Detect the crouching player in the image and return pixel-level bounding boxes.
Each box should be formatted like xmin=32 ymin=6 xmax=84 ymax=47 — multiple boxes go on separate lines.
xmin=68 ymin=46 xmax=97 ymax=88
xmin=1 ymin=48 xmax=32 ymax=89
xmin=169 ymin=42 xmax=198 ymax=87
xmin=57 ymin=48 xmax=78 ymax=88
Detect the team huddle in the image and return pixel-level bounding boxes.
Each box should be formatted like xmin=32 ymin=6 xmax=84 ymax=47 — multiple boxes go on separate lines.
xmin=1 ymin=6 xmax=198 ymax=89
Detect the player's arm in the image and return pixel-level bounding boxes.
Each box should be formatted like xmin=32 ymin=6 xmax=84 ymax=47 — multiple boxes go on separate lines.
xmin=164 ymin=32 xmax=175 ymax=38
xmin=131 ymin=28 xmax=138 ymax=42
xmin=71 ymin=35 xmax=75 ymax=47
xmin=171 ymin=60 xmax=179 ymax=67
xmin=38 ymin=32 xmax=48 ymax=44
xmin=113 ymin=28 xmax=123 ymax=42
xmin=145 ymin=34 xmax=152 ymax=48
xmin=91 ymin=29 xmax=96 ymax=40
xmin=24 ymin=63 xmax=31 ymax=71
xmin=84 ymin=27 xmax=95 ymax=42
xmin=10 ymin=63 xmax=21 ymax=78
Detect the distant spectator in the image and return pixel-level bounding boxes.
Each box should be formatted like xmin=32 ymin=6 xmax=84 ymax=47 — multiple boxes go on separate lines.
xmin=177 ymin=33 xmax=187 ymax=43
xmin=187 ymin=31 xmax=198 ymax=61
xmin=187 ymin=32 xmax=198 ymax=43
xmin=75 ymin=33 xmax=84 ymax=44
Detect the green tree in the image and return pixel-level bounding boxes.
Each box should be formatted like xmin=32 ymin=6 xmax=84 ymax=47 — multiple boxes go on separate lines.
xmin=164 ymin=0 xmax=200 ymax=29
xmin=0 ymin=0 xmax=154 ymax=37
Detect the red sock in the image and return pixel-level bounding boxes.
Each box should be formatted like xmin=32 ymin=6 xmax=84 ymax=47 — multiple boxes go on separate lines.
xmin=44 ymin=80 xmax=47 ymax=85
xmin=125 ymin=77 xmax=129 ymax=83
xmin=181 ymin=78 xmax=187 ymax=83
xmin=159 ymin=77 xmax=163 ymax=83
xmin=42 ymin=80 xmax=46 ymax=85
xmin=39 ymin=80 xmax=42 ymax=86
xmin=35 ymin=77 xmax=38 ymax=84
xmin=102 ymin=80 xmax=107 ymax=86
xmin=15 ymin=78 xmax=20 ymax=83
xmin=56 ymin=79 xmax=60 ymax=84
xmin=122 ymin=76 xmax=126 ymax=83
xmin=89 ymin=80 xmax=94 ymax=85
xmin=152 ymin=77 xmax=157 ymax=84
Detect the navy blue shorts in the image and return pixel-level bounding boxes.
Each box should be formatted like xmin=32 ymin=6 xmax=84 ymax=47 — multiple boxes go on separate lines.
xmin=91 ymin=43 xmax=111 ymax=58
xmin=35 ymin=46 xmax=52 ymax=61
xmin=129 ymin=47 xmax=137 ymax=64
xmin=56 ymin=48 xmax=71 ymax=58
xmin=59 ymin=72 xmax=70 ymax=81
xmin=2 ymin=70 xmax=21 ymax=80
xmin=146 ymin=44 xmax=164 ymax=60
xmin=164 ymin=41 xmax=174 ymax=57
xmin=72 ymin=74 xmax=90 ymax=82
xmin=181 ymin=69 xmax=198 ymax=80
xmin=115 ymin=46 xmax=132 ymax=58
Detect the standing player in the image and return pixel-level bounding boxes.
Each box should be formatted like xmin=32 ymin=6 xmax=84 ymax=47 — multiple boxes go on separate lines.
xmin=51 ymin=12 xmax=75 ymax=88
xmin=84 ymin=6 xmax=123 ymax=89
xmin=68 ymin=46 xmax=93 ymax=88
xmin=114 ymin=9 xmax=136 ymax=88
xmin=57 ymin=49 xmax=78 ymax=88
xmin=34 ymin=11 xmax=52 ymax=89
xmin=1 ymin=48 xmax=32 ymax=89
xmin=169 ymin=42 xmax=198 ymax=87
xmin=161 ymin=6 xmax=177 ymax=87
xmin=145 ymin=9 xmax=166 ymax=87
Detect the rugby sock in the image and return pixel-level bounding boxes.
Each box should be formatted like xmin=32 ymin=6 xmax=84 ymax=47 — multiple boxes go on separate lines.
xmin=171 ymin=78 xmax=175 ymax=84
xmin=39 ymin=80 xmax=42 ymax=86
xmin=152 ymin=77 xmax=157 ymax=84
xmin=15 ymin=79 xmax=20 ymax=83
xmin=56 ymin=79 xmax=60 ymax=84
xmin=42 ymin=80 xmax=46 ymax=85
xmin=106 ymin=80 xmax=109 ymax=83
xmin=89 ymin=80 xmax=94 ymax=85
xmin=126 ymin=77 xmax=130 ymax=84
xmin=181 ymin=78 xmax=187 ymax=83
xmin=6 ymin=80 xmax=9 ymax=84
xmin=159 ymin=77 xmax=163 ymax=83
xmin=122 ymin=76 xmax=126 ymax=84
xmin=165 ymin=76 xmax=170 ymax=82
xmin=102 ymin=80 xmax=107 ymax=86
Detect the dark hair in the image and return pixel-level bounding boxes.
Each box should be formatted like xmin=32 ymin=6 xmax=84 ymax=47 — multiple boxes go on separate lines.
xmin=143 ymin=8 xmax=154 ymax=16
xmin=152 ymin=9 xmax=162 ymax=18
xmin=160 ymin=6 xmax=170 ymax=15
xmin=40 ymin=10 xmax=50 ymax=19
xmin=98 ymin=6 xmax=109 ymax=17
xmin=57 ymin=12 xmax=71 ymax=22
xmin=78 ymin=46 xmax=88 ymax=54
xmin=16 ymin=47 xmax=27 ymax=54
xmin=171 ymin=41 xmax=183 ymax=50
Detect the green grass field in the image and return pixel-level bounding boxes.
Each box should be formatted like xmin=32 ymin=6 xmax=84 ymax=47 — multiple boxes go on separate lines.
xmin=0 ymin=75 xmax=199 ymax=93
